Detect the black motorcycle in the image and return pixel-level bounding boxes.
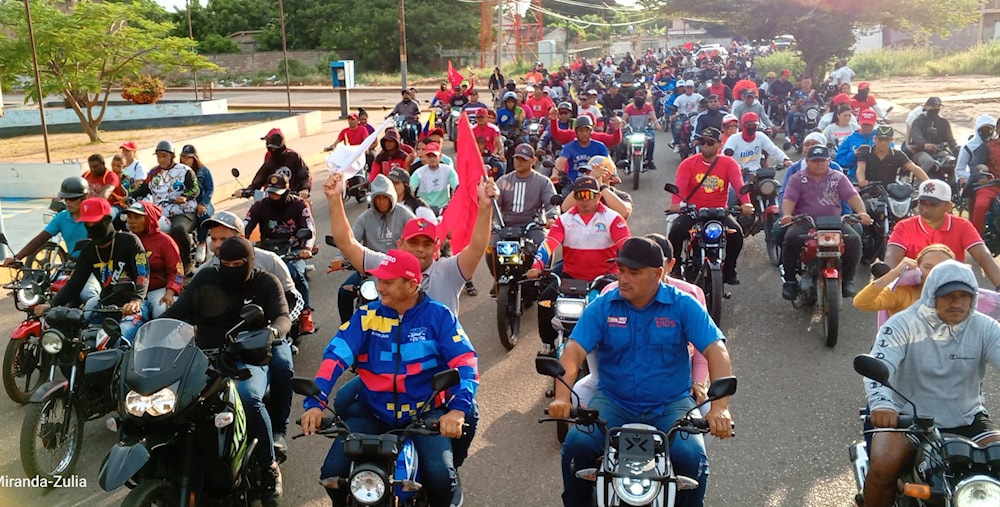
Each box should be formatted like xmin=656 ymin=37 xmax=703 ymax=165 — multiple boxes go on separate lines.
xmin=325 ymin=235 xmax=380 ymax=311
xmin=492 ymin=219 xmax=544 ymax=351
xmin=256 ymin=227 xmax=315 ymax=346
xmin=738 ymin=167 xmax=782 ymax=266
xmin=98 ymin=306 xmax=278 ymax=506
xmin=20 ymin=283 xmax=133 ymax=482
xmin=849 ymin=354 xmax=1000 ymax=507
xmin=858 ymin=181 xmax=915 ymax=262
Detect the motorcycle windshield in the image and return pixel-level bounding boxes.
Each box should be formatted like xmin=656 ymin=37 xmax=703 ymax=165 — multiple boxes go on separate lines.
xmin=131 ymin=319 xmax=196 ymax=377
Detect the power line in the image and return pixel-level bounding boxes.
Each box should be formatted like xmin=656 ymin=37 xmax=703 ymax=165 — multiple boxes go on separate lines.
xmin=525 ymin=4 xmax=657 ymax=27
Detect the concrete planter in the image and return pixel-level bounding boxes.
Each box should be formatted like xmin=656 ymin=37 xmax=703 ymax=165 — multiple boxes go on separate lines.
xmin=0 ymin=99 xmax=229 ymax=128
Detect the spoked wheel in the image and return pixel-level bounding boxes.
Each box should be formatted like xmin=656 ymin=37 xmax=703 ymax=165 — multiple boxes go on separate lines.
xmin=3 ymin=338 xmax=48 ymax=404
xmin=822 ymin=278 xmax=840 ymax=348
xmin=632 ymin=154 xmax=642 ymax=190
xmin=496 ymin=286 xmax=520 ymax=351
xmin=20 ymin=393 xmax=84 ymax=481
xmin=26 ymin=242 xmax=68 ymax=275
xmin=764 ymin=214 xmax=780 ymax=266
xmin=121 ymin=480 xmax=181 ymax=507
xmin=705 ymin=267 xmax=723 ymax=327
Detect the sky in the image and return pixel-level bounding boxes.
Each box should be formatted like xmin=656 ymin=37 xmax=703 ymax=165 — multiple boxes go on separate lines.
xmin=155 ymin=0 xmax=196 ymax=13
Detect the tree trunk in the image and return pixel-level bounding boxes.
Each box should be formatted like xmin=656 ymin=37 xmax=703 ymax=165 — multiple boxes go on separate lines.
xmin=63 ymin=90 xmax=103 ymax=143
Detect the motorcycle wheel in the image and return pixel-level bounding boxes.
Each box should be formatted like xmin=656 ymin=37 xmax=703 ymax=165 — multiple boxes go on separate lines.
xmin=632 ymin=154 xmax=642 ymax=190
xmin=121 ymin=480 xmax=181 ymax=507
xmin=26 ymin=242 xmax=68 ymax=275
xmin=764 ymin=214 xmax=780 ymax=267
xmin=822 ymin=278 xmax=840 ymax=348
xmin=20 ymin=392 xmax=84 ymax=481
xmin=3 ymin=338 xmax=47 ymax=404
xmin=706 ymin=267 xmax=723 ymax=327
xmin=496 ymin=286 xmax=520 ymax=351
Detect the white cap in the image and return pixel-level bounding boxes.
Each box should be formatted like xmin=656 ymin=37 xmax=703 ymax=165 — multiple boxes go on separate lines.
xmin=525 ymin=85 xmax=535 ymax=93
xmin=685 ymin=79 xmax=695 ymax=88
xmin=918 ymin=179 xmax=952 ymax=203
xmin=722 ymin=113 xmax=738 ymax=124
xmin=804 ymin=132 xmax=827 ymax=145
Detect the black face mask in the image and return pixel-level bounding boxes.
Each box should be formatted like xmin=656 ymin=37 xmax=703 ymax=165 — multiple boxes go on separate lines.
xmin=743 ymin=124 xmax=758 ymax=136
xmin=86 ymin=217 xmax=115 ymax=245
xmin=633 ymin=99 xmax=644 ymax=107
xmin=926 ymin=109 xmax=940 ymax=119
xmin=218 ymin=237 xmax=255 ymax=288
xmin=219 ymin=264 xmax=251 ymax=288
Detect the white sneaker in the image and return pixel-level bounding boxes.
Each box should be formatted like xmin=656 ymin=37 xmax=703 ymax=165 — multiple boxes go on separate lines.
xmin=194 ymin=243 xmax=207 ymax=264
xmin=672 ymin=145 xmax=680 ymax=153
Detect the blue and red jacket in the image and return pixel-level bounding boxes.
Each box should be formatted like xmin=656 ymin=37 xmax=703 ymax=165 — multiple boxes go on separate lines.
xmin=305 ymin=294 xmax=479 ymax=426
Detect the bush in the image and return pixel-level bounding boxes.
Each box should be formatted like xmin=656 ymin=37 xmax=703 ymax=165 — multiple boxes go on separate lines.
xmin=121 ymin=75 xmax=166 ymax=104
xmin=197 ymin=34 xmax=240 ymax=54
xmin=278 ymin=58 xmax=312 ymax=78
xmin=849 ymin=42 xmax=1000 ymax=78
xmin=753 ymin=51 xmax=806 ymax=79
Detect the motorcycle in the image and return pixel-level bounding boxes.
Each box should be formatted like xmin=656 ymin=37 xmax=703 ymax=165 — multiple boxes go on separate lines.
xmin=97 ymin=306 xmax=278 ymax=506
xmin=448 ymin=106 xmax=462 ymax=143
xmin=20 ymin=282 xmax=134 ymax=482
xmin=256 ymin=227 xmax=315 ymax=347
xmin=672 ymin=113 xmax=695 ymax=160
xmin=321 ymin=150 xmax=372 ymax=204
xmin=781 ymin=214 xmax=860 ymax=347
xmin=858 ymin=181 xmax=915 ymax=262
xmin=738 ymin=166 xmax=783 ymax=266
xmin=325 ymin=235 xmax=380 ymax=311
xmin=394 ymin=114 xmax=420 ymax=148
xmin=535 ymin=355 xmax=737 ymax=507
xmin=492 ymin=217 xmax=544 ymax=351
xmin=618 ymin=125 xmax=654 ymax=191
xmin=664 ymin=184 xmax=742 ymax=328
xmin=524 ymin=118 xmax=546 ymax=150
xmin=290 ymin=368 xmax=463 ymax=507
xmin=849 ymin=353 xmax=1000 ymax=507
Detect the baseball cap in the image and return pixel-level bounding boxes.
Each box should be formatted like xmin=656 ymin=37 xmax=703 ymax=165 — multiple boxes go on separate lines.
xmin=925 ymin=96 xmax=942 ymax=107
xmin=586 ymin=89 xmax=598 ymax=96
xmin=427 ymin=127 xmax=445 ymax=138
xmin=781 ymin=69 xmax=791 ymax=76
xmin=347 ymin=113 xmax=359 ymax=120
xmin=265 ymin=174 xmax=289 ymax=194
xmin=573 ymin=176 xmax=600 ymax=193
xmin=402 ymin=218 xmax=438 ymax=241
xmin=935 ymin=280 xmax=977 ymax=297
xmin=79 ymin=197 xmax=111 ymax=223
xmin=386 ymin=167 xmax=410 ymax=184
xmin=542 ymin=86 xmax=551 ymax=94
xmin=806 ymin=145 xmax=831 ymax=160
xmin=700 ymin=127 xmax=723 ymax=142
xmin=722 ymin=114 xmax=739 ymax=125
xmin=858 ymin=82 xmax=870 ymax=90
xmin=471 ymin=108 xmax=487 ymax=117
xmin=610 ymin=237 xmax=664 ymax=270
xmin=367 ymin=249 xmax=422 ymax=283
xmin=180 ymin=144 xmax=197 ymax=156
xmin=122 ymin=201 xmax=147 ymax=215
xmin=424 ymin=142 xmax=442 ymax=156
xmin=260 ymin=127 xmax=284 ymax=141
xmin=203 ymin=211 xmax=246 ymax=234
xmin=875 ymin=125 xmax=894 ymax=138
xmin=557 ymin=101 xmax=573 ymax=111
xmin=832 ymin=93 xmax=851 ymax=106
xmin=525 ymin=85 xmax=535 ymax=93
xmin=858 ymin=110 xmax=878 ymax=125
xmin=513 ymin=143 xmax=535 ymax=160
xmin=119 ymin=140 xmax=138 ymax=151
xmin=918 ymin=179 xmax=951 ymax=204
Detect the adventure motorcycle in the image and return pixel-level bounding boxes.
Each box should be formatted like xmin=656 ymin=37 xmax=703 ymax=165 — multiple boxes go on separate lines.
xmin=536 ymin=356 xmax=737 ymax=507
xmin=97 ymin=307 xmax=279 ymax=506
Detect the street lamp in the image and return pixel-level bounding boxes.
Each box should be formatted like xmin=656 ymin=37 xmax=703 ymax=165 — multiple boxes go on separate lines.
xmin=24 ymin=0 xmax=51 ymax=163
xmin=399 ymin=0 xmax=407 ymax=88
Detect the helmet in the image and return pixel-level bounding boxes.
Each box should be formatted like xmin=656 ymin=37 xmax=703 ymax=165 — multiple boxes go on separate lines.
xmin=58 ymin=176 xmax=88 ymax=199
xmin=154 ymin=140 xmax=175 ymax=155
xmin=506 ymin=78 xmax=515 ymax=85
xmin=573 ymin=115 xmax=594 ymax=130
xmin=557 ymin=101 xmax=573 ymax=111
xmin=502 ymin=91 xmax=518 ymax=102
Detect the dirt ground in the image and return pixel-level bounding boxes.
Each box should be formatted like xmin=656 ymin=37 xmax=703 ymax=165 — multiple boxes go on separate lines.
xmin=0 ymin=122 xmax=253 ymax=163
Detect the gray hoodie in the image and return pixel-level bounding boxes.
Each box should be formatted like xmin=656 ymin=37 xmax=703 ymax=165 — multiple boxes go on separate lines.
xmin=352 ymin=174 xmax=415 ymax=254
xmin=866 ymin=260 xmax=1000 ymax=429
xmin=957 ymin=114 xmax=996 ymax=179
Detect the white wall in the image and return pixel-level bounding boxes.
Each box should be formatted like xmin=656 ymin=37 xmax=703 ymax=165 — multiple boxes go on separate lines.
xmin=0 ymin=162 xmax=86 ymax=198
xmin=0 ymin=99 xmax=229 ymax=128
xmin=853 ymin=27 xmax=884 ymax=53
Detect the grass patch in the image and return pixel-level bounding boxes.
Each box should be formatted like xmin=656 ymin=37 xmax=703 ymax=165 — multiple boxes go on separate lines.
xmin=753 ymin=51 xmax=806 ymax=79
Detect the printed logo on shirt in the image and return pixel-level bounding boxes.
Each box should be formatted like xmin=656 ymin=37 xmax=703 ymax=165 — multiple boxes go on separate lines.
xmin=408 ymin=327 xmax=428 ymax=343
xmin=697 ymin=173 xmax=724 ymax=193
xmin=608 ymin=316 xmax=627 ymax=327
xmin=655 ymin=317 xmax=677 ymax=328
xmin=950 ymin=354 xmax=976 ymax=360
xmin=596 ymin=223 xmax=607 ymax=232
xmin=276 ymin=166 xmax=293 ymax=181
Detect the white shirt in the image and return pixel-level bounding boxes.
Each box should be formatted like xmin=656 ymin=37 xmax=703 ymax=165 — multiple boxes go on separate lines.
xmin=579 ymin=104 xmax=602 ymax=122
xmin=828 ymin=66 xmax=855 ymax=87
xmin=674 ymin=93 xmax=704 ymax=116
xmin=722 ymin=132 xmax=787 ymax=173
xmin=123 ymin=160 xmax=147 ymax=182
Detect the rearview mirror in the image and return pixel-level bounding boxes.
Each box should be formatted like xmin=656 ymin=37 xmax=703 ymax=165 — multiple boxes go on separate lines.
xmin=240 ymin=304 xmax=265 ymax=327
xmin=550 ymin=194 xmax=564 ymax=207
xmin=739 ymin=183 xmax=754 ymax=196
xmin=431 ymin=368 xmax=461 ymax=392
xmin=706 ymin=376 xmax=738 ymax=400
xmin=854 ymin=354 xmax=892 ymax=386
xmin=231 ymin=168 xmax=241 ymax=178
xmin=664 ymin=182 xmax=680 ymax=194
xmin=325 ymin=235 xmax=337 ymax=247
xmin=290 ymin=376 xmax=321 ymax=397
xmin=296 ymin=228 xmax=314 ymax=240
xmin=542 ymin=160 xmax=555 ymax=169
xmin=535 ymin=355 xmax=565 ymax=378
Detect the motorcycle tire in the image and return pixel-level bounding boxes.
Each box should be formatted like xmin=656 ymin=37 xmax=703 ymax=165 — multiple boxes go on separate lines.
xmin=26 ymin=242 xmax=68 ymax=275
xmin=496 ymin=286 xmax=520 ymax=351
xmin=764 ymin=214 xmax=780 ymax=267
xmin=3 ymin=338 xmax=46 ymax=404
xmin=706 ymin=267 xmax=723 ymax=327
xmin=121 ymin=480 xmax=181 ymax=507
xmin=823 ymin=278 xmax=840 ymax=348
xmin=20 ymin=392 xmax=84 ymax=482
xmin=632 ymin=154 xmax=642 ymax=190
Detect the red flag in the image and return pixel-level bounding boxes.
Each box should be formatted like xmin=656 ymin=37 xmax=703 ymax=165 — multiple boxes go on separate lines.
xmin=438 ymin=112 xmax=486 ymax=253
xmin=684 ymin=41 xmax=693 ymax=51
xmin=447 ymin=60 xmax=464 ymax=89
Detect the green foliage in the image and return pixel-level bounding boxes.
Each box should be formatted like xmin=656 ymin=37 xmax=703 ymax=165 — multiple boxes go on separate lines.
xmin=198 ymin=33 xmax=241 ymax=54
xmin=121 ymin=75 xmax=166 ymax=104
xmin=168 ymin=0 xmax=275 ymax=42
xmin=314 ymin=51 xmax=342 ymax=74
xmin=850 ymin=42 xmax=1000 ymax=78
xmin=279 ymin=58 xmax=312 ymax=78
xmin=752 ymin=51 xmax=805 ymax=79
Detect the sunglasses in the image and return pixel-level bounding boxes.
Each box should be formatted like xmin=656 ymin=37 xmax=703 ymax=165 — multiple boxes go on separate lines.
xmin=63 ymin=196 xmax=83 ymax=202
xmin=574 ymin=190 xmax=598 ymax=201
xmin=699 ymin=139 xmax=718 ymax=147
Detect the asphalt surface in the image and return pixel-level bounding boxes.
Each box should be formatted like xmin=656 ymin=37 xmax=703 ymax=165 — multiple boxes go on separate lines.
xmin=2 ymin=128 xmax=999 ymax=507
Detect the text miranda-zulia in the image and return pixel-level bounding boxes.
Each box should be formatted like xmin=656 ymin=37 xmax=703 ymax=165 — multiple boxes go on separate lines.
xmin=0 ymin=474 xmax=87 ymax=488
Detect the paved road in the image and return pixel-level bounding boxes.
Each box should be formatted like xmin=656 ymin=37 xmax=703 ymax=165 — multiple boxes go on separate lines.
xmin=1 ymin=130 xmax=998 ymax=507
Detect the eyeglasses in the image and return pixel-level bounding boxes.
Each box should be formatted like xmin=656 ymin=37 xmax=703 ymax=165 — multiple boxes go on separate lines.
xmin=574 ymin=190 xmax=598 ymax=201
xmin=699 ymin=139 xmax=718 ymax=146
xmin=63 ymin=196 xmax=83 ymax=202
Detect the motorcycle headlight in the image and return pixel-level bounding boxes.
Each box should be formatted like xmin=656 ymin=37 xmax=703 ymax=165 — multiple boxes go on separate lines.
xmin=704 ymin=222 xmax=724 ymax=240
xmin=806 ymin=108 xmax=820 ymax=121
xmin=16 ymin=287 xmax=41 ymax=308
xmin=359 ymin=279 xmax=379 ymax=302
xmin=41 ymin=330 xmax=64 ymax=354
xmin=349 ymin=469 xmax=387 ymax=505
xmin=555 ymin=298 xmax=586 ymax=319
xmin=758 ymin=179 xmax=778 ymax=198
xmin=629 ymin=133 xmax=647 ymax=143
xmin=954 ymin=476 xmax=1000 ymax=507
xmin=817 ymin=231 xmax=842 ymax=247
xmin=612 ymin=475 xmax=660 ymax=505
xmin=125 ymin=384 xmax=178 ymax=417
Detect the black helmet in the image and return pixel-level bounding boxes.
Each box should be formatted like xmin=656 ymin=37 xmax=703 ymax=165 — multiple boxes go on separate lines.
xmin=58 ymin=176 xmax=88 ymax=199
xmin=154 ymin=140 xmax=174 ymax=155
xmin=573 ymin=115 xmax=594 ymax=130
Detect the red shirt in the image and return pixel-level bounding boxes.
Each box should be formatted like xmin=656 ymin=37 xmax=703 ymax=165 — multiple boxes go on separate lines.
xmin=525 ymin=96 xmax=555 ymax=119
xmin=434 ymin=89 xmax=453 ymax=105
xmin=850 ymin=96 xmax=878 ymax=118
xmin=550 ymin=122 xmax=622 ymax=147
xmin=472 ymin=123 xmax=502 ymax=154
xmin=536 ymin=203 xmax=631 ymax=280
xmin=672 ymin=154 xmax=749 ymax=208
xmin=337 ymin=126 xmax=369 ymax=146
xmin=84 ymin=170 xmax=121 ymax=202
xmin=887 ymin=214 xmax=984 ymax=262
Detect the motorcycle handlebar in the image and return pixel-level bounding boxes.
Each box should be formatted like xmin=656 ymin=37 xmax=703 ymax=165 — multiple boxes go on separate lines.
xmin=864 ymin=415 xmax=915 ymax=429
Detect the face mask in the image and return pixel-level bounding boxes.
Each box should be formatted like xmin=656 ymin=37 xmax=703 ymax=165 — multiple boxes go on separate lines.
xmin=219 ymin=264 xmax=251 ymax=288
xmin=86 ymin=217 xmax=115 ymax=245
xmin=926 ymin=109 xmax=940 ymax=119
xmin=743 ymin=124 xmax=758 ymax=136
xmin=633 ymin=99 xmax=644 ymax=107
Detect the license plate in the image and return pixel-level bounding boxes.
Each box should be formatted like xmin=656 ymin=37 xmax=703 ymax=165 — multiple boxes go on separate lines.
xmin=816 ymin=251 xmax=840 ymax=258
xmin=496 ymin=241 xmax=521 ymax=265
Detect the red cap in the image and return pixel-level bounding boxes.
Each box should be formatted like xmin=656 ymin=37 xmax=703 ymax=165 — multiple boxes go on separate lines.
xmin=260 ymin=127 xmax=284 ymax=140
xmin=832 ymin=93 xmax=851 ymax=106
xmin=424 ymin=142 xmax=442 ymax=155
xmin=79 ymin=197 xmax=112 ymax=223
xmin=402 ymin=218 xmax=438 ymax=241
xmin=119 ymin=141 xmax=138 ymax=151
xmin=740 ymin=112 xmax=759 ymax=125
xmin=858 ymin=109 xmax=878 ymax=125
xmin=347 ymin=113 xmax=358 ymax=120
xmin=781 ymin=69 xmax=791 ymax=76
xmin=427 ymin=127 xmax=445 ymax=138
xmin=367 ymin=249 xmax=422 ymax=283
xmin=858 ymin=82 xmax=870 ymax=90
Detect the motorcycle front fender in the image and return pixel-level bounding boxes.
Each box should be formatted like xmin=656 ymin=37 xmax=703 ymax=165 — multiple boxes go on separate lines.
xmin=28 ymin=379 xmax=67 ymax=404
xmin=98 ymin=440 xmax=150 ymax=491
xmin=10 ymin=319 xmax=41 ymax=340
xmin=764 ymin=204 xmax=780 ymax=217
xmin=822 ymin=267 xmax=840 ymax=279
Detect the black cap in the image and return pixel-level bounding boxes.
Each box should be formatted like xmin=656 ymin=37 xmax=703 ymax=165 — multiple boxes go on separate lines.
xmin=265 ymin=174 xmax=289 ymax=194
xmin=386 ymin=167 xmax=409 ymax=184
xmin=806 ymin=145 xmax=831 ymax=160
xmin=925 ymin=97 xmax=942 ymax=107
xmin=935 ymin=280 xmax=976 ymax=297
xmin=644 ymin=233 xmax=673 ymax=261
xmin=180 ymin=144 xmax=197 ymax=156
xmin=573 ymin=176 xmax=600 ymax=192
xmin=700 ymin=127 xmax=722 ymax=142
xmin=610 ymin=237 xmax=664 ymax=270
xmin=513 ymin=143 xmax=535 ymax=160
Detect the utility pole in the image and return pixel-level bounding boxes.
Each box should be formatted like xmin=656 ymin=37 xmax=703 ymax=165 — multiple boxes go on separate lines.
xmin=24 ymin=0 xmax=50 ymax=163
xmin=186 ymin=0 xmax=199 ymax=101
xmin=399 ymin=0 xmax=408 ymax=88
xmin=496 ymin=1 xmax=502 ymax=67
xmin=277 ymin=0 xmax=292 ymax=114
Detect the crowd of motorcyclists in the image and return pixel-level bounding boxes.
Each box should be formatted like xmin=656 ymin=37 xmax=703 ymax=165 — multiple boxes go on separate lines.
xmin=7 ymin=38 xmax=1000 ymax=507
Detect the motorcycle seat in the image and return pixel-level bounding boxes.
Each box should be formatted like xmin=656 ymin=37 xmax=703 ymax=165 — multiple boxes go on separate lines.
xmin=697 ymin=208 xmax=728 ymax=220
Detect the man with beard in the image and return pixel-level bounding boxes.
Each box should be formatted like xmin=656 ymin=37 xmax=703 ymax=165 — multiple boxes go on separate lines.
xmin=244 ymin=174 xmax=317 ymax=334
xmin=243 ymin=128 xmax=313 ymax=199
xmin=33 ymin=198 xmax=149 ymax=342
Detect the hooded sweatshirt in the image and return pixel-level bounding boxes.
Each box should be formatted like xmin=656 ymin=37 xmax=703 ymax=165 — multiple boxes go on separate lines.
xmin=866 ymin=260 xmax=1000 ymax=429
xmin=131 ymin=201 xmax=184 ymax=295
xmin=371 ymin=129 xmax=411 ymax=182
xmin=353 ymin=175 xmax=415 ymax=253
xmin=956 ymin=114 xmax=996 ymax=180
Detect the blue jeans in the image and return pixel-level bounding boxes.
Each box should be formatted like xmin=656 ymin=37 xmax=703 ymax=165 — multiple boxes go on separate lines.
xmin=786 ymin=111 xmax=802 ymax=139
xmin=337 ymin=271 xmax=362 ymax=324
xmin=195 ymin=203 xmax=215 ymax=243
xmin=267 ymin=339 xmax=294 ymax=437
xmin=332 ymin=375 xmax=479 ymax=467
xmin=320 ymin=401 xmax=461 ymax=507
xmin=561 ymin=391 xmax=709 ymax=507
xmin=287 ymin=258 xmax=310 ymax=310
xmin=83 ymin=296 xmax=147 ymax=344
xmin=236 ymin=362 xmax=275 ymax=465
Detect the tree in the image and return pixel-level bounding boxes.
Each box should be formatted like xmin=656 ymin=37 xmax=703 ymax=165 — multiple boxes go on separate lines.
xmin=0 ymin=0 xmax=219 ymax=142
xmin=643 ymin=0 xmax=980 ymax=78
xmin=167 ymin=0 xmax=276 ymax=49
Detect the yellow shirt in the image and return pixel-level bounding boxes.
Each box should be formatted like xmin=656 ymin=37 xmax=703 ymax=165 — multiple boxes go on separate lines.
xmin=853 ymin=283 xmax=922 ymax=316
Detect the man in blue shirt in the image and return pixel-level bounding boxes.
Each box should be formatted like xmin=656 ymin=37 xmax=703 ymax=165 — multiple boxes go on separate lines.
xmin=548 ymin=236 xmax=735 ymax=507
xmin=836 ymin=110 xmax=882 ymax=180
xmin=554 ymin=115 xmax=609 ymax=192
